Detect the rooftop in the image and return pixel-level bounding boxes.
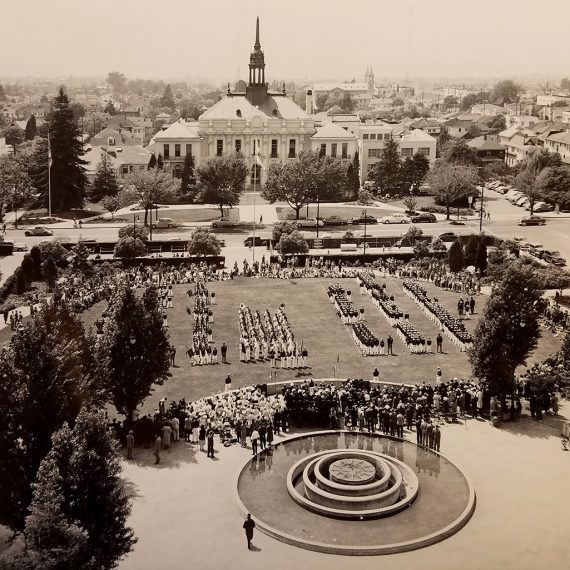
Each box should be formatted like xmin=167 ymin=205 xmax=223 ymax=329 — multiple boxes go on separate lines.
xmin=311 ymin=121 xmax=357 ymax=140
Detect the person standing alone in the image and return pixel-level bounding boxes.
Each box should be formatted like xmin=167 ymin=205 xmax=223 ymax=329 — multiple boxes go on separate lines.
xmin=243 ymin=514 xmax=256 ymax=550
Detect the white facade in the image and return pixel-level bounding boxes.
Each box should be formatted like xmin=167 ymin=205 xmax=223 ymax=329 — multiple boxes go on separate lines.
xmin=153 ymin=121 xmax=203 ymax=178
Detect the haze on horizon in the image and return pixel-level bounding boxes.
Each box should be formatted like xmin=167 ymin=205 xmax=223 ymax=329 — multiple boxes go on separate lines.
xmin=1 ymin=0 xmax=569 ymax=83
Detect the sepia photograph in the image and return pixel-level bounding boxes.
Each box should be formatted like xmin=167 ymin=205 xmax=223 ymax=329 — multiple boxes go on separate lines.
xmin=0 ymin=1 xmax=569 ymax=568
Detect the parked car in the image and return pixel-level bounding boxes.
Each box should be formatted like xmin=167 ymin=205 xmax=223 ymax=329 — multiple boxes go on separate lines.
xmin=244 ymin=235 xmax=265 ymax=247
xmin=296 ymin=217 xmax=324 ymax=228
xmin=380 ymin=213 xmax=410 ymax=224
xmin=410 ymin=212 xmax=437 ymax=223
xmin=515 ymin=196 xmax=529 ymax=207
xmin=437 ymin=232 xmax=459 ymax=242
xmin=151 ymin=217 xmax=176 ymax=229
xmin=13 ymin=243 xmax=28 ymax=252
xmin=525 ymin=201 xmax=554 ymax=213
xmin=24 ymin=226 xmax=54 ymax=236
xmin=518 ymin=216 xmax=546 ymax=226
xmin=351 ymin=214 xmax=378 ymax=225
xmin=211 ymin=217 xmax=238 ymax=228
xmin=322 ymin=215 xmax=349 ymax=226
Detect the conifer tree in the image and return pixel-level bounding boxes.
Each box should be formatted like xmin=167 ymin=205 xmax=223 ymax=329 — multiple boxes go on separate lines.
xmin=371 ymin=137 xmax=404 ymax=196
xmin=156 ymin=153 xmax=164 ymax=170
xmin=97 ymin=285 xmax=171 ymax=422
xmin=0 ymin=83 xmax=6 ymax=101
xmin=147 ymin=153 xmax=157 ymax=169
xmin=27 ymin=137 xmax=49 ymax=207
xmin=91 ymin=150 xmax=119 ymax=202
xmin=180 ymin=151 xmax=196 ymax=196
xmin=448 ymin=239 xmax=465 ymax=272
xmin=160 ymin=84 xmax=175 ymax=110
xmin=475 ymin=240 xmax=488 ymax=274
xmin=25 ymin=114 xmax=37 ymax=141
xmin=48 ymin=86 xmax=88 ymax=211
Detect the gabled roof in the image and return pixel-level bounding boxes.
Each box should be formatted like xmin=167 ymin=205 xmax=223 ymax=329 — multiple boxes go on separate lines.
xmin=401 ymin=129 xmax=436 ymax=143
xmin=466 ymin=136 xmax=505 ymax=151
xmin=546 ymin=131 xmax=570 ymax=145
xmin=200 ymin=93 xmax=310 ymax=121
xmin=409 ymin=118 xmax=441 ymax=129
xmin=154 ymin=120 xmax=201 ymax=140
xmin=108 ymin=146 xmax=152 ymax=165
xmin=311 ymin=121 xmax=357 ymax=140
xmin=90 ymin=127 xmax=138 ymax=146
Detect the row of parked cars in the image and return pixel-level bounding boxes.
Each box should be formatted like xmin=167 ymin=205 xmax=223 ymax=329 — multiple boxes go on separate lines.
xmin=520 ymin=242 xmax=566 ymax=266
xmin=285 ymin=212 xmax=438 ymax=228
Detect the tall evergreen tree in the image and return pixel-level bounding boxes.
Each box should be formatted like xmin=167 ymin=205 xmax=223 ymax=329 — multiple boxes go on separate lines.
xmin=448 ymin=239 xmax=465 ymax=272
xmin=0 ymin=302 xmax=101 ymax=529
xmin=468 ymin=263 xmax=542 ymax=395
xmin=464 ymin=234 xmax=480 ymax=267
xmin=25 ymin=114 xmax=37 ymax=141
xmin=156 ymin=153 xmax=164 ymax=170
xmin=14 ymin=412 xmax=136 ymax=569
xmin=97 ymin=285 xmax=171 ymax=422
xmin=0 ymin=83 xmax=6 ymax=101
xmin=48 ymin=86 xmax=88 ymax=211
xmin=91 ymin=150 xmax=119 ymax=202
xmin=160 ymin=84 xmax=175 ymax=110
xmin=371 ymin=137 xmax=404 ymax=196
xmin=147 ymin=152 xmax=157 ymax=169
xmin=475 ymin=240 xmax=488 ymax=274
xmin=180 ymin=151 xmax=196 ymax=196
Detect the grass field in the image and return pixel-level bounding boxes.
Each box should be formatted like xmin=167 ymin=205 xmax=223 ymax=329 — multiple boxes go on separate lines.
xmin=276 ymin=206 xmax=400 ymax=221
xmin=148 ymin=208 xmax=221 ymax=223
xmin=0 ymin=276 xmax=558 ymax=414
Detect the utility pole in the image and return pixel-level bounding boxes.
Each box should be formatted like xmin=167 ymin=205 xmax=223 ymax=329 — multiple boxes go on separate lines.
xmin=479 ymin=185 xmax=484 ymax=232
xmin=363 ymin=208 xmax=367 ymax=258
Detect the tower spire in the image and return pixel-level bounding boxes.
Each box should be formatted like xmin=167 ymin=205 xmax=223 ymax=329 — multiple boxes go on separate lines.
xmin=255 ymin=16 xmax=260 ymax=50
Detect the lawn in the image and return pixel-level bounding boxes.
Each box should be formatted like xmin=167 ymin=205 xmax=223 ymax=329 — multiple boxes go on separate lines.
xmin=135 ymin=207 xmax=221 ymax=224
xmin=0 ymin=276 xmax=558 ymax=413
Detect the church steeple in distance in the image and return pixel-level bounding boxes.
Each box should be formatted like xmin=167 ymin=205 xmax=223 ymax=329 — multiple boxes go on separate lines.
xmin=246 ymin=16 xmax=269 ymax=106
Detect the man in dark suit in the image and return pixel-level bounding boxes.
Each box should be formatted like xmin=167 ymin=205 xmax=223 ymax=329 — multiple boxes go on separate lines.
xmin=387 ymin=335 xmax=394 ymax=355
xmin=243 ymin=514 xmax=256 ymax=550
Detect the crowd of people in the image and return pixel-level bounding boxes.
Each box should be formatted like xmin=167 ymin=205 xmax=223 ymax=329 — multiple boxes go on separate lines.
xmin=403 ymin=281 xmax=473 ymax=351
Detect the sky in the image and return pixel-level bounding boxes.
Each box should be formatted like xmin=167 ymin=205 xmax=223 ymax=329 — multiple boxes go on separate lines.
xmin=1 ymin=0 xmax=569 ymax=83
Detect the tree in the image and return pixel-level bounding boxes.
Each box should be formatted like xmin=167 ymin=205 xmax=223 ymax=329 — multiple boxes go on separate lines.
xmin=491 ymin=79 xmax=521 ymax=104
xmin=106 ymin=71 xmax=127 ymax=94
xmin=437 ymin=125 xmax=451 ymax=157
xmin=0 ymin=302 xmax=100 ymax=529
xmin=97 ymin=285 xmax=171 ymax=422
xmin=341 ymin=92 xmax=355 ymax=112
xmin=114 ymin=237 xmax=146 ymax=258
xmin=14 ymin=411 xmax=136 ymax=569
xmin=272 ymin=221 xmax=297 ymax=243
xmin=147 ymin=153 xmax=157 ymax=169
xmin=443 ymin=95 xmax=458 ymax=109
xmin=403 ymin=195 xmax=417 ymax=213
xmin=278 ymin=230 xmax=309 ymax=255
xmin=0 ymin=154 xmax=35 ymax=227
xmin=180 ymin=151 xmax=196 ymax=196
xmin=160 ymin=84 xmax=175 ymax=111
xmin=468 ymin=263 xmax=542 ymax=395
xmin=0 ymin=83 xmax=6 ymax=100
xmin=118 ymin=222 xmax=149 ymax=241
xmin=371 ymin=137 xmax=404 ymax=196
xmin=91 ymin=150 xmax=119 ymax=202
xmin=262 ymin=150 xmax=345 ymax=219
xmin=404 ymin=225 xmax=423 ymax=247
xmin=30 ymin=245 xmax=42 ymax=279
xmin=464 ymin=234 xmax=480 ymax=266
xmin=156 ymin=153 xmax=164 ymax=170
xmin=2 ymin=124 xmax=24 ymax=153
xmin=475 ymin=239 xmax=488 ymax=274
xmin=448 ymin=239 xmax=465 ymax=272
xmin=401 ymin=152 xmax=430 ymax=194
xmin=48 ymin=87 xmax=88 ymax=211
xmin=25 ymin=114 xmax=37 ymax=141
xmin=427 ymin=162 xmax=478 ymax=219
xmin=487 ymin=114 xmax=506 ymax=134
xmin=195 ymin=153 xmax=248 ymax=216
xmin=357 ymin=188 xmax=373 ymax=205
xmin=515 ymin=167 xmax=541 ymax=215
xmin=460 ymin=93 xmax=479 ymax=111
xmin=186 ymin=227 xmax=221 ymax=256
xmin=124 ymin=168 xmax=180 ymax=226
xmin=43 ymin=258 xmax=58 ymax=289
xmin=443 ymin=139 xmax=480 ymax=166
xmin=104 ymin=101 xmax=117 ymax=115
xmin=536 ymin=165 xmax=570 ymax=209
xmin=101 ymin=195 xmax=120 ymax=220
xmin=69 ymin=103 xmax=86 ymax=125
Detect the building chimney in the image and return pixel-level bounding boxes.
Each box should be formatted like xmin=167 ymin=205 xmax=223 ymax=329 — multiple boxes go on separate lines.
xmin=306 ymin=89 xmax=313 ymax=115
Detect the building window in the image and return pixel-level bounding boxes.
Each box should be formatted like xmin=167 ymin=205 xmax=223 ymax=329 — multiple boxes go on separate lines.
xmin=289 ymin=139 xmax=296 ymax=158
xmin=163 ymin=144 xmax=170 ymax=159
xmin=173 ymin=164 xmax=182 ymax=178
xmin=417 ymin=147 xmax=430 ymax=157
xmin=363 ymin=134 xmax=369 ymax=140
xmin=271 ymin=139 xmax=278 ymax=158
xmin=368 ymin=148 xmax=382 ymax=158
xmin=108 ymin=137 xmax=115 ymax=146
xmin=320 ymin=143 xmax=326 ymax=157
xmin=331 ymin=143 xmax=337 ymax=158
xmin=235 ymin=139 xmax=242 ymax=153
xmin=122 ymin=166 xmax=129 ymax=174
xmin=174 ymin=144 xmax=181 ymax=157
xmin=186 ymin=144 xmax=192 ymax=156
xmin=342 ymin=143 xmax=348 ymax=158
xmin=401 ymin=148 xmax=413 ymax=158
xmin=370 ymin=134 xmax=376 ymax=140
xmin=216 ymin=139 xmax=223 ymax=156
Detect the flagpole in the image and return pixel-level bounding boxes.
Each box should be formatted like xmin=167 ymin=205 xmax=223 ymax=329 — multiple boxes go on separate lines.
xmin=47 ymin=131 xmax=52 ymax=218
xmin=253 ymin=160 xmax=256 ymax=267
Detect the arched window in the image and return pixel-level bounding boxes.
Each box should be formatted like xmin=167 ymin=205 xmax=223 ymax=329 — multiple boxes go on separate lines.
xmin=173 ymin=164 xmax=182 ymax=179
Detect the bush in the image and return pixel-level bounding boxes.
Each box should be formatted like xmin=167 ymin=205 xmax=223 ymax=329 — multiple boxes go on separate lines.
xmin=15 ymin=268 xmax=27 ymax=294
xmin=420 ymin=204 xmax=473 ymax=216
xmin=0 ymin=274 xmax=17 ymax=302
xmin=272 ymin=221 xmax=297 ymax=243
xmin=431 ymin=237 xmax=447 ymax=252
xmin=38 ymin=241 xmax=69 ymax=267
xmin=30 ymin=245 xmax=42 ymax=279
xmin=278 ymin=231 xmax=309 ymax=255
xmin=186 ymin=228 xmax=221 ymax=256
xmin=20 ymin=254 xmax=35 ymax=283
xmin=114 ymin=237 xmax=146 ymax=258
xmin=118 ymin=223 xmax=149 ymax=241
xmin=357 ymin=188 xmax=374 ymax=205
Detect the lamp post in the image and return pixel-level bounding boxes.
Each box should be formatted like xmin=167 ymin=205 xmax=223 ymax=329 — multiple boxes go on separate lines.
xmin=316 ymin=194 xmax=320 ymax=238
xmin=479 ymin=184 xmax=484 ymax=232
xmin=363 ymin=208 xmax=367 ymax=259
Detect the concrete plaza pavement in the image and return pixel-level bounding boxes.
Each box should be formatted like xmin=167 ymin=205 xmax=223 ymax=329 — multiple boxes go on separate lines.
xmin=120 ymin=402 xmax=570 ymax=570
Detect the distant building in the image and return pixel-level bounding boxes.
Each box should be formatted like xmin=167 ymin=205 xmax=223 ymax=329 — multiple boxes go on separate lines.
xmin=544 ymin=131 xmax=570 ymax=166
xmin=466 ymin=136 xmax=506 ymax=163
xmin=83 ymin=145 xmax=152 ymax=184
xmin=407 ymin=118 xmax=441 ymax=138
xmin=469 ymin=103 xmax=506 ymax=116
xmin=0 ymin=137 xmax=10 ymax=157
xmin=90 ymin=127 xmax=139 ymax=148
xmin=313 ymin=67 xmax=376 ymax=107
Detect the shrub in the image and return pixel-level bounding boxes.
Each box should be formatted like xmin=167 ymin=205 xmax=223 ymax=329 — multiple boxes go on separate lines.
xmin=357 ymin=188 xmax=374 ymax=205
xmin=272 ymin=221 xmax=297 ymax=243
xmin=15 ymin=268 xmax=27 ymax=294
xmin=118 ymin=223 xmax=149 ymax=241
xmin=114 ymin=237 xmax=146 ymax=258
xmin=186 ymin=228 xmax=221 ymax=256
xmin=278 ymin=231 xmax=309 ymax=255
xmin=38 ymin=241 xmax=69 ymax=268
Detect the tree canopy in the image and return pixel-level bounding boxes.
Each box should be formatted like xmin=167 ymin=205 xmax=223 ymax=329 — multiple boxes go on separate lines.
xmin=91 ymin=150 xmax=119 ymax=202
xmin=427 ymin=161 xmax=478 ymax=219
xmin=187 ymin=227 xmax=222 ymax=256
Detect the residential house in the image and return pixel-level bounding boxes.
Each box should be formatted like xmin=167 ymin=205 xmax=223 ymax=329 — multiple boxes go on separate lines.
xmin=544 ymin=131 xmax=570 ymax=166
xmin=83 ymin=145 xmax=152 ymax=184
xmin=466 ymin=136 xmax=506 ymax=163
xmin=408 ymin=118 xmax=441 ymax=138
xmin=90 ymin=127 xmax=139 ymax=148
xmin=152 ymin=120 xmax=202 ymax=178
xmin=310 ymin=121 xmax=358 ymax=162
